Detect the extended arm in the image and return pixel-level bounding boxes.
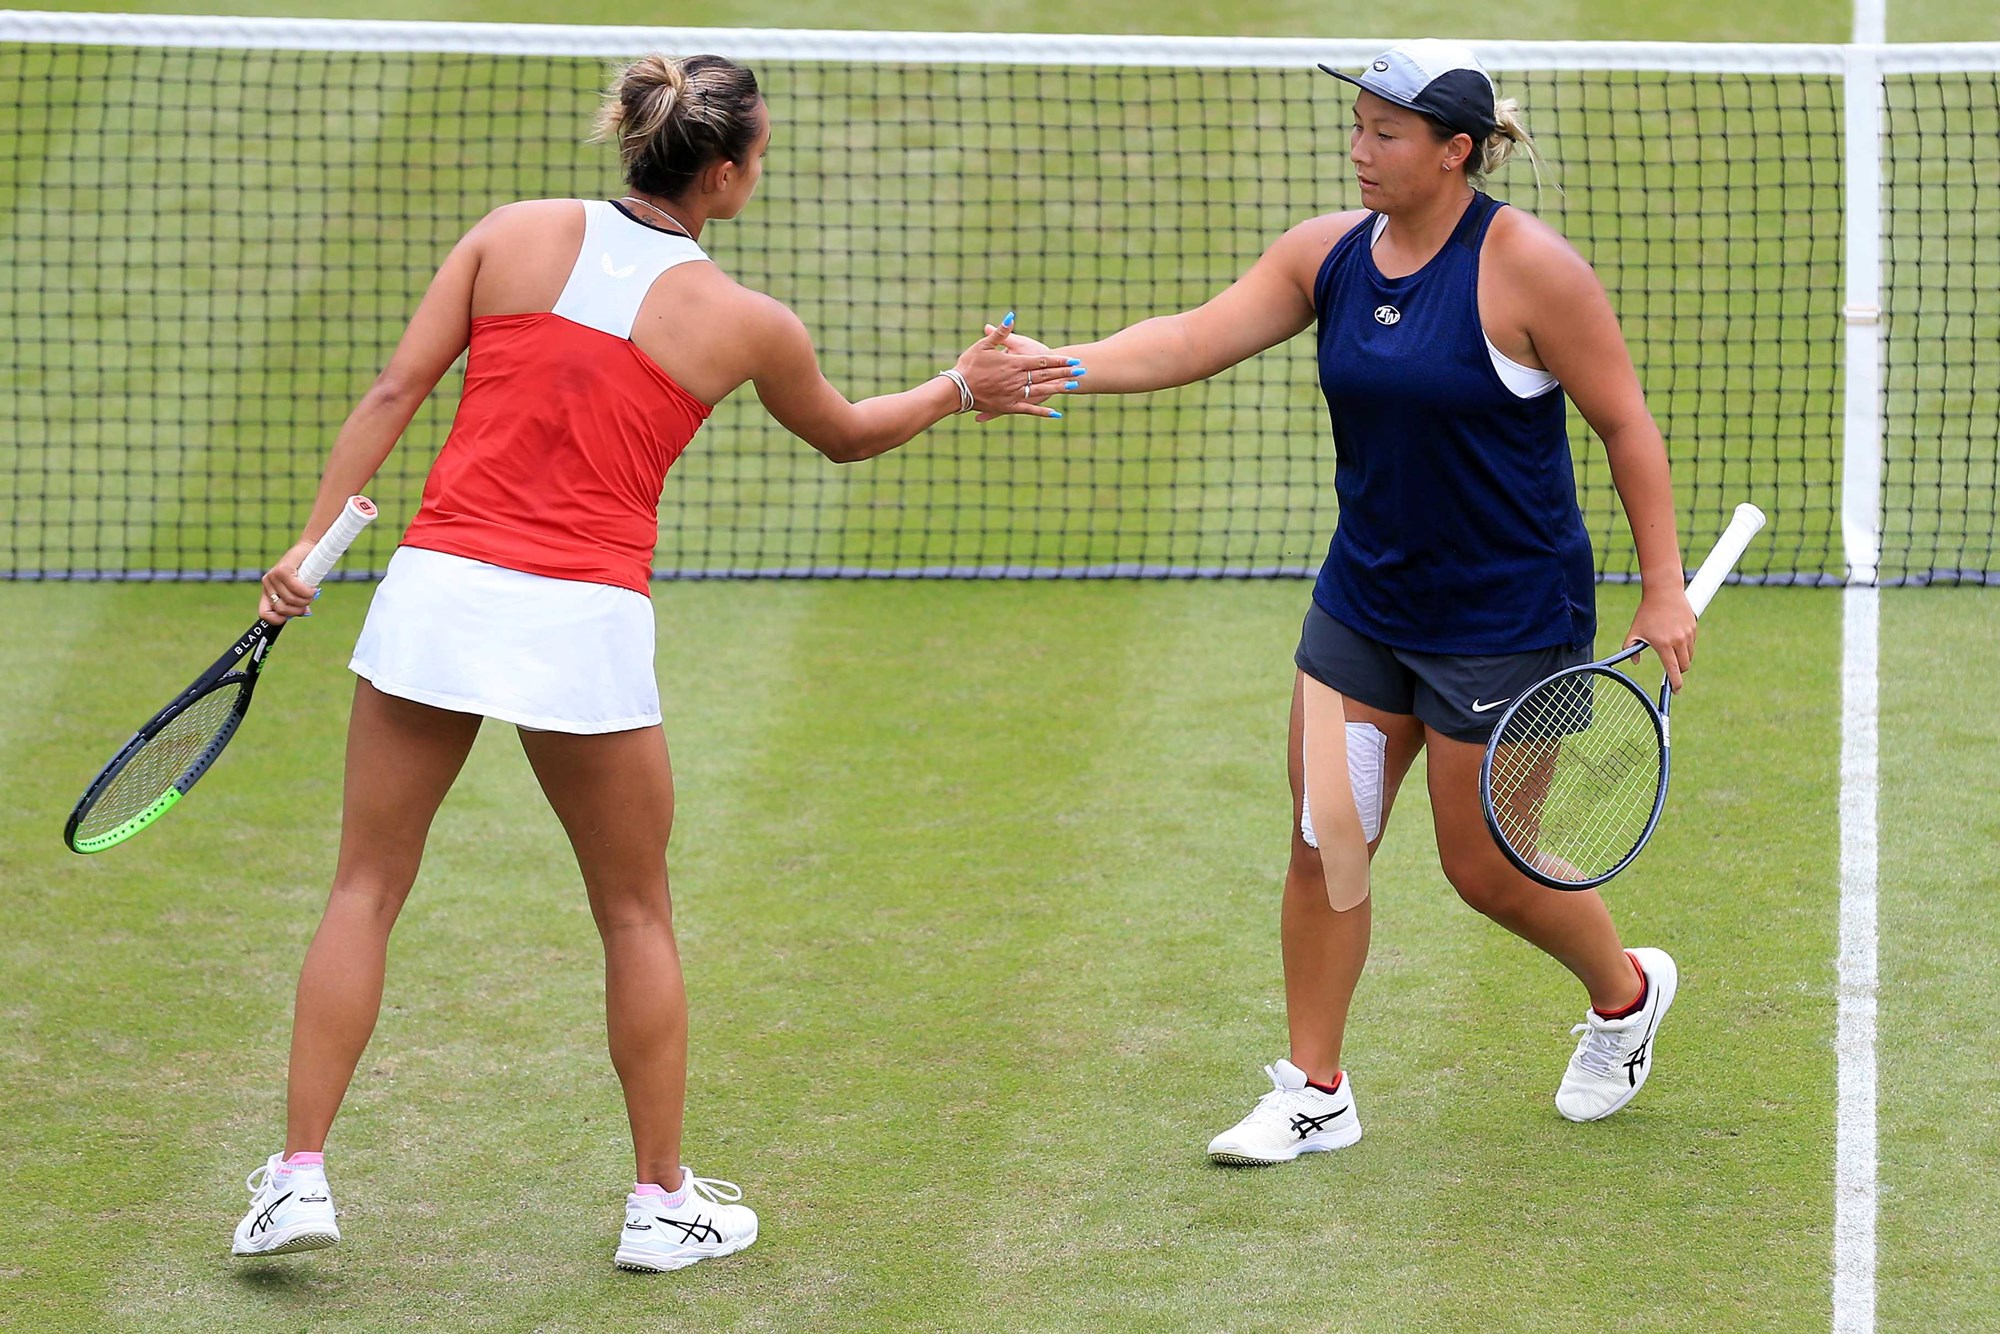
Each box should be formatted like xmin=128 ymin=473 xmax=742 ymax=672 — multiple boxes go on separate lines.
xmin=748 ymin=302 xmax=1081 ymax=463
xmin=1051 ymin=217 xmax=1345 ymax=393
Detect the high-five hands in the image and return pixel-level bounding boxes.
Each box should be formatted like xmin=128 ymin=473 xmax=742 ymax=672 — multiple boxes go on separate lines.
xmin=953 ymin=313 xmax=1082 ymax=420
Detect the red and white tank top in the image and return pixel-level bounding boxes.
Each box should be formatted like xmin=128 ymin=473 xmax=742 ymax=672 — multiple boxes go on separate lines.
xmin=401 ymin=200 xmax=713 ymax=595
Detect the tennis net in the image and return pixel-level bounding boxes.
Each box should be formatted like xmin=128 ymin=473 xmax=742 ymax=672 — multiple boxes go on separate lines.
xmin=1 ymin=17 xmax=1993 ymax=585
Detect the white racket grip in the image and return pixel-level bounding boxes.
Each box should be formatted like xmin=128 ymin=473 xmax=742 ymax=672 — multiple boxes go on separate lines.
xmin=1683 ymin=503 xmax=1767 ymax=618
xmin=297 ymin=495 xmax=379 ymax=587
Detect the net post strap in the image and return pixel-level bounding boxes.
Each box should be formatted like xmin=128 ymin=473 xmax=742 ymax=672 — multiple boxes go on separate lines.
xmin=1842 ymin=44 xmax=1886 ymax=587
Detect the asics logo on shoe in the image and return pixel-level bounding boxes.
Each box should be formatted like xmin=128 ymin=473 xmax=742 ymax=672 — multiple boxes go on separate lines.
xmin=251 ymin=1193 xmax=293 ymax=1234
xmin=655 ymin=1215 xmax=724 ymax=1245
xmin=1288 ymin=1108 xmax=1349 ymax=1139
xmin=1622 ymin=997 xmax=1666 ymax=1086
xmin=1624 ymin=1041 xmax=1650 ymax=1086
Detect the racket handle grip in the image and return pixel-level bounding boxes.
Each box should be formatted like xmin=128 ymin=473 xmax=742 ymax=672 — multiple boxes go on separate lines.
xmin=298 ymin=495 xmax=380 ymax=587
xmin=1684 ymin=502 xmax=1767 ymax=618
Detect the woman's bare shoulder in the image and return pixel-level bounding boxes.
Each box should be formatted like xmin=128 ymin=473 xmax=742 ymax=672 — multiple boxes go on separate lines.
xmin=1284 ymin=208 xmax=1371 ymax=251
xmin=1484 ymin=203 xmax=1592 ymax=283
xmin=463 ymin=198 xmax=587 ymax=247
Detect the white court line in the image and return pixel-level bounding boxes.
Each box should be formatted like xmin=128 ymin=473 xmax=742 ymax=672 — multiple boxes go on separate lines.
xmin=1834 ymin=585 xmax=1880 ymax=1334
xmin=1835 ymin=0 xmax=1882 ymax=1320
xmin=1852 ymin=0 xmax=1887 ymax=45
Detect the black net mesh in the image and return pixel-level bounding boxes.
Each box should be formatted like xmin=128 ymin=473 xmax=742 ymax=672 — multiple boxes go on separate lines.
xmin=0 ymin=40 xmax=1975 ymax=584
xmin=1882 ymin=70 xmax=2000 ymax=587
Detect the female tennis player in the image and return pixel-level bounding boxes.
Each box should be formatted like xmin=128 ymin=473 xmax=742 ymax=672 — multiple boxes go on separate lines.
xmin=1003 ymin=40 xmax=1696 ymax=1159
xmin=232 ymin=53 xmax=1081 ymax=1268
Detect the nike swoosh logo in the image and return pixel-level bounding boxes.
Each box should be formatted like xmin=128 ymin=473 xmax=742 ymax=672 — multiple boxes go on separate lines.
xmin=1470 ymin=697 xmax=1511 ymax=713
xmin=601 ymin=253 xmax=636 ymax=279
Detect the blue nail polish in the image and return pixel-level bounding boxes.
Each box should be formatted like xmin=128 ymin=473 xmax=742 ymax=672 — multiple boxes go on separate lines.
xmin=1003 ymin=311 xmax=1015 ymax=327
xmin=1066 ymin=358 xmax=1081 ymax=367
xmin=1049 ymin=411 xmax=1063 ymax=419
xmin=1064 ymin=380 xmax=1079 ymax=390
xmin=1072 ymin=367 xmax=1087 ymax=376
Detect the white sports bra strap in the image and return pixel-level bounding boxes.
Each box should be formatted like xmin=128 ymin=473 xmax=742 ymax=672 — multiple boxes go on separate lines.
xmin=551 ymin=200 xmax=709 ymax=340
xmin=1484 ymin=332 xmax=1560 ymax=399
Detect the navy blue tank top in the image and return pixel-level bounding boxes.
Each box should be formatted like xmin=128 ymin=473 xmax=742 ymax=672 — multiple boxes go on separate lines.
xmin=1311 ymin=193 xmax=1595 ymax=655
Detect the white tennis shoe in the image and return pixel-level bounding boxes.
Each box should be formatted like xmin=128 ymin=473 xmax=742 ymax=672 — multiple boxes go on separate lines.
xmin=231 ymin=1154 xmax=340 ymax=1257
xmin=1206 ymin=1059 xmax=1362 ymax=1164
xmin=613 ymin=1168 xmax=759 ymax=1272
xmin=1557 ymin=947 xmax=1679 ymax=1122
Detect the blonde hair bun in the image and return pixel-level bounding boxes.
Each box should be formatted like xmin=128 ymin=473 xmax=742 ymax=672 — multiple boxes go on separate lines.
xmin=592 ymin=54 xmax=761 ymax=198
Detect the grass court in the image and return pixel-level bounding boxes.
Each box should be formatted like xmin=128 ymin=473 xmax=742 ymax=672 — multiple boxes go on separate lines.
xmin=1 ymin=0 xmax=1996 ymax=1330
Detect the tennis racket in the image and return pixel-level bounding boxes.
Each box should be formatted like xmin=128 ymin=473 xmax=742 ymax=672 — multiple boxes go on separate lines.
xmin=1478 ymin=502 xmax=1767 ymax=891
xmin=63 ymin=496 xmax=379 ymax=854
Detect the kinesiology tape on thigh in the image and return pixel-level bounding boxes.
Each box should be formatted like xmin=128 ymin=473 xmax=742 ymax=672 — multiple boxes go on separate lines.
xmin=1299 ymin=721 xmax=1388 ymax=849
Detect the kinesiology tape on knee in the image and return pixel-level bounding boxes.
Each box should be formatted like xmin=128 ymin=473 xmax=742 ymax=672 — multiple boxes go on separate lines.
xmin=1300 ymin=721 xmax=1388 ymax=849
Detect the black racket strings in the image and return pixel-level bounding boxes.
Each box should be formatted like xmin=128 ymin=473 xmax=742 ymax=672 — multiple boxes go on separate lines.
xmin=71 ymin=685 xmax=247 ymax=843
xmin=1490 ymin=672 xmax=1662 ymax=878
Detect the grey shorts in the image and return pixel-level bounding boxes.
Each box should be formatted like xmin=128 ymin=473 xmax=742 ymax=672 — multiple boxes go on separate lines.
xmin=1294 ymin=602 xmax=1591 ymax=744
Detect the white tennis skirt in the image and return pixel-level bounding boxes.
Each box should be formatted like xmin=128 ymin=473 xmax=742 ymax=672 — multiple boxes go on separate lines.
xmin=350 ymin=547 xmax=661 ymax=734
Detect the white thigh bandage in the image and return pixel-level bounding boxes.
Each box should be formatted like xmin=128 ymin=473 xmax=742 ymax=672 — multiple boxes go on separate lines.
xmin=1300 ymin=721 xmax=1388 ymax=849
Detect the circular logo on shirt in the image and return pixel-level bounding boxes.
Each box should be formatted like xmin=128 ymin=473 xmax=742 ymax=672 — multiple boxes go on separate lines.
xmin=1374 ymin=304 xmax=1402 ymax=326
xmin=1371 ymin=59 xmax=1390 ymax=72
